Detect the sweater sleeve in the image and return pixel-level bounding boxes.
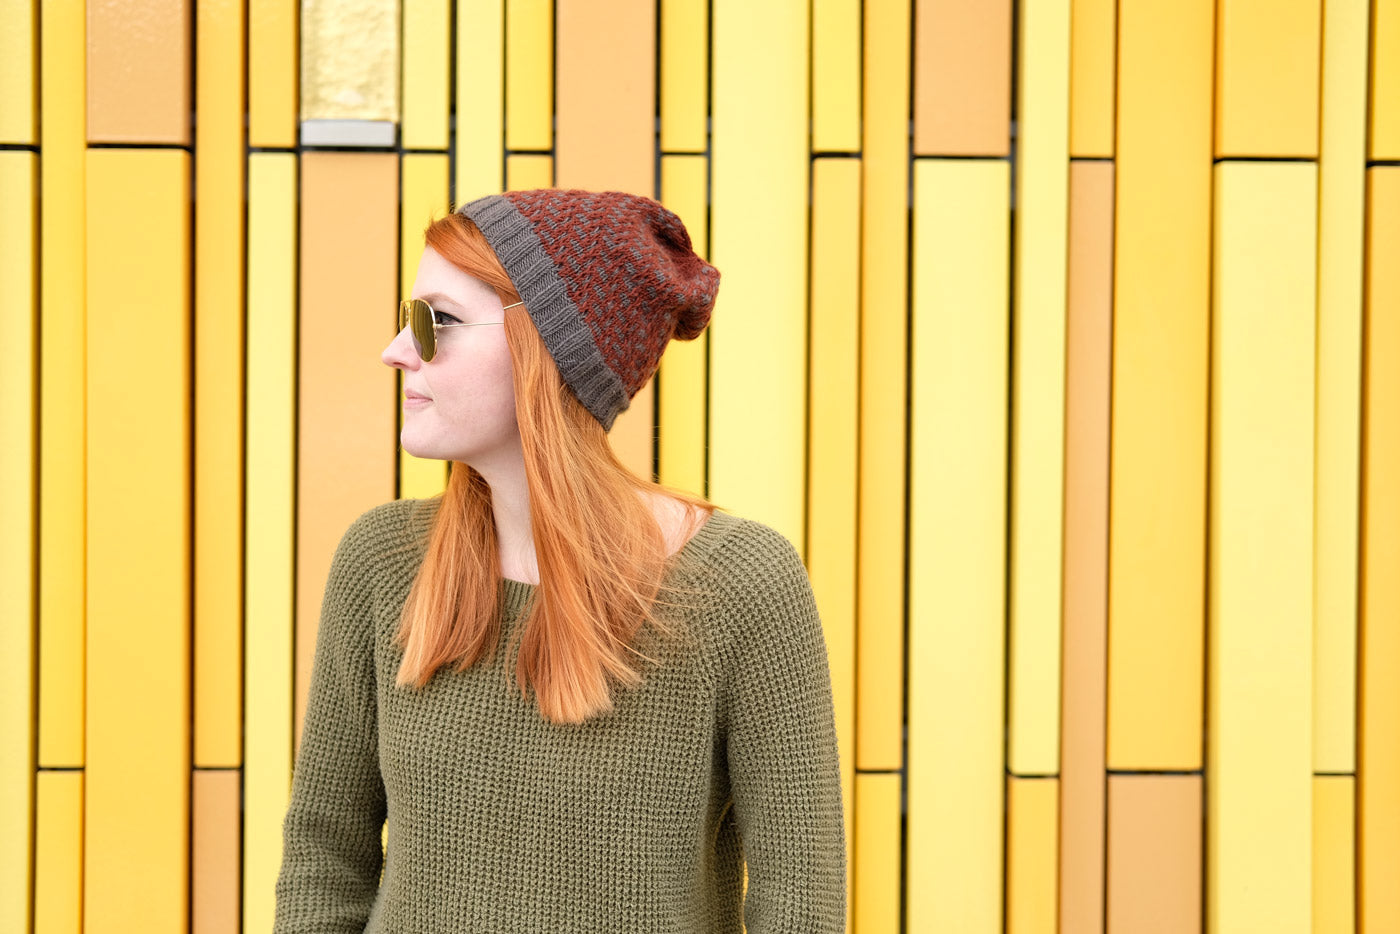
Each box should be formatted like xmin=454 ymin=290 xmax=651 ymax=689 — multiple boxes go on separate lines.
xmin=718 ymin=522 xmax=848 ymax=933
xmin=274 ymin=512 xmax=389 ymax=932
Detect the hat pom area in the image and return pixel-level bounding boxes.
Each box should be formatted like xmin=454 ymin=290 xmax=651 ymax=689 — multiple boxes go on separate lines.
xmin=641 ymin=204 xmax=720 ymax=342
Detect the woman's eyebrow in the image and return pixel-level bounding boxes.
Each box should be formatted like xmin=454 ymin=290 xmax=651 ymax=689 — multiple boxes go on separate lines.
xmin=414 ymin=291 xmax=461 ymax=308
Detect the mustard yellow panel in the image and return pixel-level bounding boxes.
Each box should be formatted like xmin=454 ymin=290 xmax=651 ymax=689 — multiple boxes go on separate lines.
xmin=192 ymin=771 xmax=240 ymax=933
xmin=657 ymin=155 xmax=709 ymax=498
xmin=295 ymin=154 xmax=399 ymax=742
xmin=1374 ymin=0 xmax=1400 ymax=159
xmin=1360 ymin=167 xmax=1400 ymax=933
xmin=708 ymin=0 xmax=809 ymax=548
xmin=1007 ymin=778 xmax=1058 ymax=934
xmin=194 ymin=0 xmax=247 ymax=770
xmin=403 ymin=0 xmax=450 ymax=149
xmin=1008 ymin=0 xmax=1070 ymax=776
xmin=34 ymin=771 xmax=82 ymax=934
xmin=853 ymin=773 xmax=899 ymax=934
xmin=399 ymin=153 xmax=452 ymax=500
xmin=1215 ymin=0 xmax=1322 ymax=157
xmin=912 ymin=0 xmax=1013 ymax=155
xmin=249 ymin=0 xmax=297 ymax=147
xmin=0 ymin=0 xmax=36 ymax=143
xmin=38 ymin=0 xmax=87 ymax=769
xmin=807 ymin=157 xmax=859 ymax=879
xmin=1314 ymin=776 xmax=1355 ymax=934
xmin=812 ymin=0 xmax=860 ymax=151
xmin=505 ymin=154 xmax=553 ymax=190
xmin=660 ymin=0 xmax=707 ymax=151
xmin=301 ymin=0 xmax=398 ymax=122
xmin=85 ymin=148 xmax=191 ymax=931
xmin=1208 ymin=161 xmax=1316 ymax=934
xmin=907 ymin=158 xmax=1009 ymax=934
xmin=243 ymin=152 xmax=298 ymax=934
xmin=455 ymin=0 xmax=505 ymax=200
xmin=1069 ymin=0 xmax=1113 ymax=156
xmin=86 ymin=0 xmax=190 ymax=143
xmin=1108 ymin=0 xmax=1213 ymax=771
xmin=1314 ymin=0 xmax=1370 ymax=775
xmin=505 ymin=0 xmax=553 ymax=151
xmin=857 ymin=0 xmax=911 ymax=772
xmin=0 ymin=151 xmax=37 ymax=934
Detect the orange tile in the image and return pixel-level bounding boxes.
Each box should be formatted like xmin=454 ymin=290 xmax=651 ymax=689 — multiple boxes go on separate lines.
xmin=913 ymin=0 xmax=1013 ymax=155
xmin=1108 ymin=774 xmax=1202 ymax=933
xmin=86 ymin=0 xmax=190 ymax=142
xmin=192 ymin=770 xmax=241 ymax=933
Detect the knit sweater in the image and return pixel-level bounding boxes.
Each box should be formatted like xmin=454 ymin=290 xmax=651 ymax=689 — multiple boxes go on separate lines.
xmin=274 ymin=497 xmax=847 ymax=933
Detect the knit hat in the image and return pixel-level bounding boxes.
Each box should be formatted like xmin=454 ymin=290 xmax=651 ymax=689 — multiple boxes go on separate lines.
xmin=457 ymin=189 xmax=720 ymax=431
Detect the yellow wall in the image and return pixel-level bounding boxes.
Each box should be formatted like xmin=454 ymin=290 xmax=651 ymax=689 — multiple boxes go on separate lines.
xmin=1 ymin=0 xmax=1395 ymax=930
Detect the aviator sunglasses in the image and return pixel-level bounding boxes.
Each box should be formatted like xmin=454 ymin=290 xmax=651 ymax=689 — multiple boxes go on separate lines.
xmin=397 ymin=298 xmax=524 ymax=362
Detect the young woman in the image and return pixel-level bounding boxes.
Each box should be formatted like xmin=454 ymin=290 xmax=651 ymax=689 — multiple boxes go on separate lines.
xmin=274 ymin=189 xmax=846 ymax=933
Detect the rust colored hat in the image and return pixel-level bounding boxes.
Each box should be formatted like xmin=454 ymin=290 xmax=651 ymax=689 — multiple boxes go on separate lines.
xmin=457 ymin=188 xmax=720 ymax=431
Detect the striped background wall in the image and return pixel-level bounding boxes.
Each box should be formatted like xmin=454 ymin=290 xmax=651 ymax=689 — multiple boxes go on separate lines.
xmin=1 ymin=0 xmax=1398 ymax=931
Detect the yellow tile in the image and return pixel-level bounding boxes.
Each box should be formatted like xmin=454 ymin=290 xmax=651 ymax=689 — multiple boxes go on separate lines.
xmin=195 ymin=0 xmax=247 ymax=770
xmin=807 ymin=156 xmax=859 ymax=885
xmin=86 ymin=0 xmax=190 ymax=143
xmin=1359 ymin=166 xmax=1400 ymax=933
xmin=85 ymin=148 xmax=191 ymax=931
xmin=34 ymin=771 xmax=82 ymax=934
xmin=300 ymin=0 xmax=398 ymax=122
xmin=812 ymin=0 xmax=860 ymax=151
xmin=505 ymin=0 xmax=553 ymax=150
xmin=243 ymin=152 xmax=298 ymax=934
xmin=1208 ymin=161 xmax=1316 ymax=934
xmin=854 ymin=773 xmax=900 ymax=934
xmin=0 ymin=151 xmax=37 ymax=934
xmin=403 ymin=0 xmax=450 ymax=149
xmin=505 ymin=153 xmax=553 ymax=190
xmin=399 ymin=153 xmax=452 ymax=500
xmin=1314 ymin=0 xmax=1370 ymax=774
xmin=1007 ymin=778 xmax=1058 ymax=934
xmin=1008 ymin=0 xmax=1070 ymax=775
xmin=657 ymin=155 xmax=710 ymax=498
xmin=1069 ymin=0 xmax=1114 ymax=156
xmin=708 ymin=0 xmax=810 ymax=548
xmin=1108 ymin=0 xmax=1213 ymax=771
xmin=907 ymin=159 xmax=1009 ymax=933
xmin=249 ymin=0 xmax=297 ymax=147
xmin=38 ymin=0 xmax=87 ymax=770
xmin=0 ymin=0 xmax=37 ymax=143
xmin=455 ymin=0 xmax=505 ymax=199
xmin=1215 ymin=0 xmax=1322 ymax=157
xmin=660 ymin=0 xmax=708 ymax=151
xmin=857 ymin=0 xmax=911 ymax=771
xmin=1314 ymin=775 xmax=1355 ymax=934
xmin=1374 ymin=0 xmax=1400 ymax=159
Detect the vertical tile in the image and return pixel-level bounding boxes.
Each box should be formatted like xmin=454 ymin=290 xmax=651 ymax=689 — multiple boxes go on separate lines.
xmin=1108 ymin=0 xmax=1213 ymax=771
xmin=854 ymin=773 xmax=900 ymax=934
xmin=857 ymin=0 xmax=911 ymax=772
xmin=1069 ymin=0 xmax=1114 ymax=156
xmin=1208 ymin=161 xmax=1316 ymax=934
xmin=1373 ymin=0 xmax=1400 ymax=159
xmin=1007 ymin=778 xmax=1058 ymax=934
xmin=1059 ymin=160 xmax=1113 ymax=934
xmin=192 ymin=770 xmax=241 ymax=934
xmin=709 ymin=0 xmax=810 ymax=546
xmin=85 ymin=148 xmax=192 ymax=932
xmin=505 ymin=0 xmax=553 ymax=151
xmin=455 ymin=0 xmax=506 ymax=199
xmin=1008 ymin=0 xmax=1071 ymax=775
xmin=1313 ymin=776 xmax=1356 ymax=933
xmin=812 ymin=0 xmax=860 ymax=151
xmin=249 ymin=0 xmax=298 ymax=147
xmin=913 ymin=0 xmax=1013 ymax=155
xmin=659 ymin=0 xmax=708 ymax=152
xmin=243 ymin=152 xmax=298 ymax=934
xmin=86 ymin=0 xmax=190 ymax=142
xmin=1214 ymin=0 xmax=1322 ymax=157
xmin=505 ymin=153 xmax=553 ymax=190
xmin=907 ymin=158 xmax=1010 ymax=933
xmin=0 ymin=0 xmax=37 ymax=143
xmin=34 ymin=772 xmax=83 ymax=934
xmin=1107 ymin=775 xmax=1202 ymax=933
xmin=300 ymin=0 xmax=398 ymax=123
xmin=402 ymin=0 xmax=450 ymax=150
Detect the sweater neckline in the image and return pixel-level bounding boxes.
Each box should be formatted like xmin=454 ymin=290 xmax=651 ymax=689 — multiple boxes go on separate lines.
xmin=498 ymin=508 xmax=731 ymax=618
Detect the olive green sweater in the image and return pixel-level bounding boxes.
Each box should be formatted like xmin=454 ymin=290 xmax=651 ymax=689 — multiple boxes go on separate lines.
xmin=274 ymin=498 xmax=846 ymax=933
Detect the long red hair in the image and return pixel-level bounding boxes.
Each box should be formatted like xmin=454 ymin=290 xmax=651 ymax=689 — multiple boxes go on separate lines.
xmin=395 ymin=211 xmax=716 ymax=724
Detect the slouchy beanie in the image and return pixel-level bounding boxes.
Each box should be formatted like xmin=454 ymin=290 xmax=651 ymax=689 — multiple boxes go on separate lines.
xmin=458 ymin=188 xmax=720 ymax=431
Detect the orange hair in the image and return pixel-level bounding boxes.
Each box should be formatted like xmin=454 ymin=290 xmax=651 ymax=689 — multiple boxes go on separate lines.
xmin=395 ymin=211 xmax=716 ymax=724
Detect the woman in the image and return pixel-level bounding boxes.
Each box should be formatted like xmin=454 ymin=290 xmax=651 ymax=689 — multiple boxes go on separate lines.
xmin=274 ymin=189 xmax=846 ymax=933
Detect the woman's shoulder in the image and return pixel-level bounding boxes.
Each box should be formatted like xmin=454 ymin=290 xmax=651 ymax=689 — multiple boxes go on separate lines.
xmin=332 ymin=496 xmax=441 ymax=570
xmin=686 ymin=509 xmax=811 ymax=599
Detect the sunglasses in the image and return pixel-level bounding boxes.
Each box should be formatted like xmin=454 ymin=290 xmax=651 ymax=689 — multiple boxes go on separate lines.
xmin=397 ymin=298 xmax=524 ymax=362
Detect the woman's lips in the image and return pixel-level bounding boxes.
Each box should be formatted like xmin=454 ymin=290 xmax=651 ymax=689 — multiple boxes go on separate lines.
xmin=404 ymin=390 xmax=432 ymax=408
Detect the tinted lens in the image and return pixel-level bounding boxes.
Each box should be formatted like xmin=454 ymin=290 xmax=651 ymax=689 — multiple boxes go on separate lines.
xmin=399 ymin=298 xmax=436 ymax=361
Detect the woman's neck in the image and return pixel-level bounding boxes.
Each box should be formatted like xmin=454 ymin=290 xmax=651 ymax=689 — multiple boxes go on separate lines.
xmin=472 ymin=450 xmax=540 ymax=585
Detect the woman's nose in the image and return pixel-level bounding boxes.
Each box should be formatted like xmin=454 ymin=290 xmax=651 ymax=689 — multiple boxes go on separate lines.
xmin=382 ymin=325 xmax=420 ymax=370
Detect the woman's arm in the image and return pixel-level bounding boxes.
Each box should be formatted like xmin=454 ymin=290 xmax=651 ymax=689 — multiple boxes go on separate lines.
xmin=719 ymin=523 xmax=848 ymax=934
xmin=274 ymin=513 xmax=390 ymax=932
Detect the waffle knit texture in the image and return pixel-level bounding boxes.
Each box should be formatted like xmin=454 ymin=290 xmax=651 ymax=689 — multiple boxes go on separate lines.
xmin=274 ymin=497 xmax=846 ymax=934
xmin=458 ymin=189 xmax=720 ymax=431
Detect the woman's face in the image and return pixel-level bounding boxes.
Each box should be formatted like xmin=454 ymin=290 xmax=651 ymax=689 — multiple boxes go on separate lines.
xmin=382 ymin=246 xmax=520 ymax=467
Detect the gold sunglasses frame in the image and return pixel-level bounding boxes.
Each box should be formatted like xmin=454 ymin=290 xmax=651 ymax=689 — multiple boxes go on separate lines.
xmin=397 ymin=298 xmax=524 ymax=361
